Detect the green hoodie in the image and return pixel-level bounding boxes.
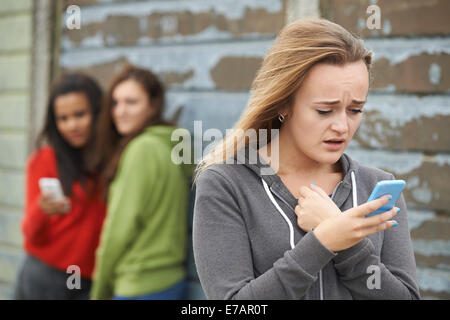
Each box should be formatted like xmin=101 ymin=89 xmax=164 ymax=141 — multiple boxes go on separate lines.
xmin=91 ymin=125 xmax=193 ymax=299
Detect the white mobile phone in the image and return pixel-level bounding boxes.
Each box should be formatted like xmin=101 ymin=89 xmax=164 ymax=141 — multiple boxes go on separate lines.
xmin=39 ymin=178 xmax=65 ymax=201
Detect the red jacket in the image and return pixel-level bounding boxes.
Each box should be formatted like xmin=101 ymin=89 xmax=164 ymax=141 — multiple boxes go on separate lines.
xmin=22 ymin=146 xmax=106 ymax=279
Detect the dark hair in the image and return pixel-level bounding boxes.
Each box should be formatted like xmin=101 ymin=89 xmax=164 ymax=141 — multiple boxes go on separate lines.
xmin=37 ymin=73 xmax=103 ymax=196
xmin=92 ymin=64 xmax=171 ymax=198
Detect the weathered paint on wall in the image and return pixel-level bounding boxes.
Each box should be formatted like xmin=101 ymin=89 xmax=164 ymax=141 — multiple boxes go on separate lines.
xmin=354 ymin=94 xmax=450 ymax=152
xmin=320 ymin=0 xmax=450 ymax=37
xmin=60 ymin=39 xmax=272 ymax=91
xmin=62 ymin=0 xmax=285 ymax=48
xmin=0 ymin=0 xmax=33 ymax=299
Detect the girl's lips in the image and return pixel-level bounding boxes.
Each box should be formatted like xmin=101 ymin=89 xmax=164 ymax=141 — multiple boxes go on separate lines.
xmin=69 ymin=132 xmax=84 ymax=139
xmin=323 ymin=140 xmax=345 ymax=151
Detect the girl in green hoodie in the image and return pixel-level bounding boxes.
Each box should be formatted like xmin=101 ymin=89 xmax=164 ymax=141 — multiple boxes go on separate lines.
xmin=90 ymin=65 xmax=192 ymax=300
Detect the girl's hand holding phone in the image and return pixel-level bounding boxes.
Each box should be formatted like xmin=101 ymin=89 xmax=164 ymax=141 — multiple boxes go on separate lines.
xmin=39 ymin=193 xmax=71 ymax=215
xmin=313 ymin=196 xmax=399 ymax=252
xmin=295 ymin=181 xmax=400 ymax=253
xmin=38 ymin=177 xmax=70 ymax=215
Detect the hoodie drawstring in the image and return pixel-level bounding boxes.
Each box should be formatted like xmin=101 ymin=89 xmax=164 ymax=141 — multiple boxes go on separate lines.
xmin=261 ymin=171 xmax=358 ymax=249
xmin=262 ymin=179 xmax=296 ymax=250
xmin=261 ymin=170 xmax=358 ymax=299
xmin=351 ymin=171 xmax=358 ymax=208
xmin=262 ymin=170 xmax=358 ymax=250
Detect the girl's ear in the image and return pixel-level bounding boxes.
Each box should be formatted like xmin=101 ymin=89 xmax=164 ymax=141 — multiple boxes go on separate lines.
xmin=280 ymin=94 xmax=294 ymax=117
xmin=279 ymin=106 xmax=292 ymax=122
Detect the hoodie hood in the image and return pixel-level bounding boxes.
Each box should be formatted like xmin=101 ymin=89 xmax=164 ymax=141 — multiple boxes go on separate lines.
xmin=143 ymin=125 xmax=195 ymax=181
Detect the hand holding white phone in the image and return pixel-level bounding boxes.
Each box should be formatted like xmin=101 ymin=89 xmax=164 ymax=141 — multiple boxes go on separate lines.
xmin=38 ymin=178 xmax=70 ymax=214
xmin=39 ymin=178 xmax=65 ymax=201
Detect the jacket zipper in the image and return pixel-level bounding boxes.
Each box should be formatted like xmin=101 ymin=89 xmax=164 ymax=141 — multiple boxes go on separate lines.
xmin=270 ymin=181 xmax=343 ymax=300
xmin=319 ymin=181 xmax=342 ymax=300
xmin=269 ymin=186 xmax=295 ymax=211
xmin=319 ymin=270 xmax=324 ymax=300
xmin=330 ymin=181 xmax=342 ymax=200
xmin=270 ymin=186 xmax=326 ymax=299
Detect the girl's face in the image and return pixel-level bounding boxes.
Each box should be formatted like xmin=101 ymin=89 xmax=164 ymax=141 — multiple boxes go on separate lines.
xmin=111 ymin=79 xmax=156 ymax=136
xmin=280 ymin=61 xmax=369 ymax=165
xmin=54 ymin=92 xmax=93 ymax=148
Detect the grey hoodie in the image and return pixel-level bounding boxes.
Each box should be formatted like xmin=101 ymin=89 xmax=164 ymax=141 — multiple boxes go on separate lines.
xmin=192 ymin=149 xmax=420 ymax=300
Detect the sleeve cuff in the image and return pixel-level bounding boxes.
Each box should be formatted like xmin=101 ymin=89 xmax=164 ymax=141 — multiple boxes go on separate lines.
xmin=332 ymin=238 xmax=373 ymax=264
xmin=289 ymin=231 xmax=337 ymax=276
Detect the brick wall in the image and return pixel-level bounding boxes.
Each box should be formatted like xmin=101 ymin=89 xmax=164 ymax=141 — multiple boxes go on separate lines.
xmin=0 ymin=0 xmax=33 ymax=299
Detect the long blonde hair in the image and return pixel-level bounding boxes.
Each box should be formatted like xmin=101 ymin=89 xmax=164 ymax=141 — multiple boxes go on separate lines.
xmin=194 ymin=18 xmax=372 ymax=183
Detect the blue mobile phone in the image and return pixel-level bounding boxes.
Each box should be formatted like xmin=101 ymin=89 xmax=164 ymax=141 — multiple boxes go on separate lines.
xmin=366 ymin=180 xmax=406 ymax=217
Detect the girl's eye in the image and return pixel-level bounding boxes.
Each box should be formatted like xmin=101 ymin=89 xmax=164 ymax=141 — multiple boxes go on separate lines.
xmin=126 ymin=99 xmax=137 ymax=105
xmin=317 ymin=109 xmax=363 ymax=115
xmin=75 ymin=111 xmax=86 ymax=118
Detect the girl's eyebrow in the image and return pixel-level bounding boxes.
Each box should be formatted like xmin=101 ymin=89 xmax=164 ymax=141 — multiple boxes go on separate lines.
xmin=312 ymin=99 xmax=366 ymax=105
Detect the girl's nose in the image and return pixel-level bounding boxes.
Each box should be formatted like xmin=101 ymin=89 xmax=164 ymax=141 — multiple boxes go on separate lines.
xmin=114 ymin=103 xmax=126 ymax=117
xmin=330 ymin=112 xmax=349 ymax=134
xmin=67 ymin=117 xmax=78 ymax=130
